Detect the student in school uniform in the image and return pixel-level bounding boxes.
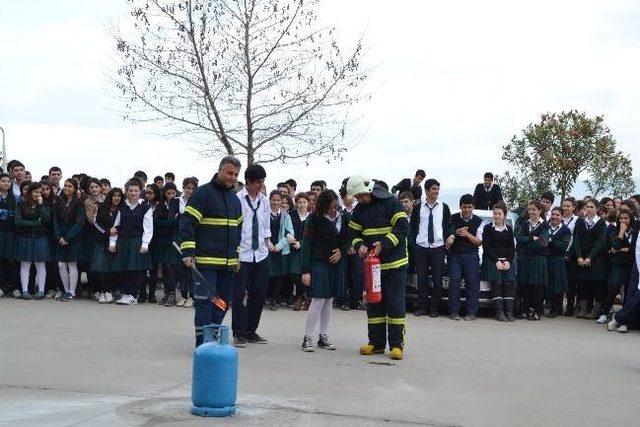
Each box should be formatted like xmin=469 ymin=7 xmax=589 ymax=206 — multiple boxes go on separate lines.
xmin=300 ymin=189 xmax=349 ymax=352
xmin=10 ymin=161 xmax=27 ymax=200
xmin=561 ymin=197 xmax=580 ymax=316
xmin=109 ymin=179 xmax=154 ymax=306
xmin=84 ymin=178 xmax=105 ymax=300
xmin=539 ymin=191 xmax=554 ymax=222
xmin=289 ymin=192 xmax=310 ymax=311
xmin=516 ymin=200 xmax=549 ymax=321
xmin=99 ymin=179 xmax=111 ymax=197
xmin=176 ymin=177 xmax=198 ymax=307
xmin=337 ymin=185 xmax=363 ymax=311
xmin=411 ymin=179 xmax=451 ymax=317
xmin=53 ymin=179 xmax=86 ymax=302
xmin=546 ymin=207 xmax=571 ymax=317
xmin=15 ymin=182 xmax=51 ymax=299
xmin=92 ymin=187 xmax=123 ymax=303
xmin=392 ymin=169 xmax=426 ymax=201
xmin=446 ymin=194 xmax=483 ymax=321
xmin=472 ymin=172 xmax=503 ymax=211
xmin=598 ymin=209 xmax=633 ymax=324
xmin=266 ymin=190 xmax=294 ymax=310
xmin=48 ymin=167 xmax=63 ymax=197
xmin=39 ymin=179 xmax=61 ymax=299
xmin=279 ymin=194 xmax=296 ymax=306
xmin=0 ymin=173 xmax=17 ymax=298
xmin=481 ymin=201 xmax=516 ymax=321
xmin=607 ymin=217 xmax=639 ymax=334
xmin=572 ymin=198 xmax=608 ymax=319
xmin=138 ymin=184 xmax=163 ymax=303
xmin=154 ymin=182 xmax=180 ymax=307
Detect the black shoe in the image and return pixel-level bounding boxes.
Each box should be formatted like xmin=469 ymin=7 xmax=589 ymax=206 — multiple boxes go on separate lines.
xmin=137 ymin=294 xmax=147 ymax=304
xmin=564 ymin=308 xmax=574 ymax=317
xmin=245 ymin=331 xmax=268 ymax=344
xmin=268 ymin=301 xmax=278 ymax=311
xmin=148 ymin=295 xmax=157 ymax=304
xmin=413 ymin=307 xmax=424 ymax=317
xmin=547 ymin=311 xmax=557 ymax=318
xmin=164 ymin=294 xmax=176 ymax=307
xmin=429 ymin=311 xmax=439 ymax=318
xmin=233 ymin=333 xmax=247 ymax=347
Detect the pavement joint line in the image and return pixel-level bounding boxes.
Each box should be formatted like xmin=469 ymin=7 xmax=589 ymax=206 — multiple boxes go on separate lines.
xmin=0 ymin=383 xmax=144 ymax=400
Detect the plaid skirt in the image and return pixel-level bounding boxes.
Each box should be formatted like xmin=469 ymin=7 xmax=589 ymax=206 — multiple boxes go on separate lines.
xmin=518 ymin=255 xmax=548 ymax=287
xmin=15 ymin=235 xmax=51 ymax=263
xmin=111 ymin=237 xmax=151 ymax=272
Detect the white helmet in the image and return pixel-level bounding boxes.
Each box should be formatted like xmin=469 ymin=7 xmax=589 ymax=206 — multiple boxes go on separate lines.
xmin=346 ymin=175 xmax=374 ymax=196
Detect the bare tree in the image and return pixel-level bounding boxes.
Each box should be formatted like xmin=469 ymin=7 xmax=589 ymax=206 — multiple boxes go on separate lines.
xmin=111 ymin=0 xmax=368 ymax=165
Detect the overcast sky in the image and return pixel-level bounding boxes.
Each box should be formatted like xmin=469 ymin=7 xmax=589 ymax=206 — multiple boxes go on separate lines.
xmin=1 ymin=0 xmax=639 ymax=197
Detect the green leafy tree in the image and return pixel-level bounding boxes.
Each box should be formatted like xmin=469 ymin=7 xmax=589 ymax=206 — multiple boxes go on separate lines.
xmin=502 ymin=111 xmax=633 ymax=209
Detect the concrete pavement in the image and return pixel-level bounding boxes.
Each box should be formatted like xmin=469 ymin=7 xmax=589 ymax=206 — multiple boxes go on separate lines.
xmin=1 ymin=297 xmax=639 ymax=426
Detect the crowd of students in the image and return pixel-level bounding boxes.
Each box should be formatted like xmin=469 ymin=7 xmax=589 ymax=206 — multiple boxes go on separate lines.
xmin=1 ymin=161 xmax=639 ymax=349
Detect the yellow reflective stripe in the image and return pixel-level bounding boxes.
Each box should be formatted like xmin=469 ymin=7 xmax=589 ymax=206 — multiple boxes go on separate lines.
xmin=348 ymin=220 xmax=363 ymax=231
xmin=386 ymin=233 xmax=399 ymax=246
xmin=184 ymin=206 xmax=203 ymax=222
xmin=195 ymin=256 xmax=239 ymax=266
xmin=352 ymin=238 xmax=364 ymax=247
xmin=363 ymin=227 xmax=392 ymax=236
xmin=387 ymin=317 xmax=406 ymax=325
xmin=391 ymin=211 xmax=408 ymax=226
xmin=367 ymin=317 xmax=387 ymax=325
xmin=180 ymin=241 xmax=196 ymax=250
xmin=380 ymin=256 xmax=409 ymax=270
xmin=200 ymin=216 xmax=243 ymax=226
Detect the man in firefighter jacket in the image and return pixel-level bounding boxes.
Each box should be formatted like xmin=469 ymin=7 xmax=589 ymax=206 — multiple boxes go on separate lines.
xmin=179 ymin=156 xmax=243 ymax=347
xmin=346 ymin=176 xmax=409 ymax=360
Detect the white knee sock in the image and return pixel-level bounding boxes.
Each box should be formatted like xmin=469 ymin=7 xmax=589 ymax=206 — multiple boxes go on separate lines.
xmin=68 ymin=262 xmax=78 ymax=296
xmin=319 ymin=297 xmax=333 ymax=336
xmin=305 ymin=298 xmax=326 ymax=337
xmin=35 ymin=262 xmax=46 ymax=293
xmin=20 ymin=262 xmax=31 ymax=293
xmin=59 ymin=262 xmax=70 ymax=292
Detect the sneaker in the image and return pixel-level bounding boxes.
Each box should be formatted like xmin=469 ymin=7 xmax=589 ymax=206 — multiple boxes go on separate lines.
xmin=45 ymin=290 xmax=56 ymax=299
xmin=21 ymin=291 xmax=32 ymax=300
xmin=317 ymin=334 xmax=336 ymax=350
xmin=93 ymin=292 xmax=101 ymax=301
xmin=464 ymin=314 xmax=476 ymax=321
xmin=527 ymin=310 xmax=539 ymax=321
xmin=98 ymin=293 xmax=106 ymax=304
xmin=164 ymin=294 xmax=176 ymax=307
xmin=104 ymin=292 xmax=114 ymax=303
xmin=116 ymin=295 xmax=128 ymax=305
xmin=158 ymin=295 xmax=167 ymax=306
xmin=233 ymin=333 xmax=247 ymax=348
xmin=176 ymin=297 xmax=186 ymax=307
xmin=596 ymin=314 xmax=608 ymax=324
xmin=389 ymin=347 xmax=404 ymax=360
xmin=450 ymin=313 xmax=461 ymax=321
xmin=61 ymin=292 xmax=75 ymax=302
xmin=34 ymin=292 xmax=44 ymax=300
xmin=301 ymin=335 xmax=314 ymax=352
xmin=12 ymin=289 xmax=22 ymax=299
xmin=124 ymin=295 xmax=137 ymax=305
xmin=0 ymin=289 xmax=3 ymax=298
xmin=618 ymin=324 xmax=629 ymax=334
xmin=359 ymin=344 xmax=385 ymax=355
xmin=54 ymin=290 xmax=63 ymax=300
xmin=268 ymin=301 xmax=278 ymax=311
xmin=244 ymin=331 xmax=268 ymax=344
xmin=183 ymin=297 xmax=194 ymax=308
xmin=607 ymin=318 xmax=620 ymax=332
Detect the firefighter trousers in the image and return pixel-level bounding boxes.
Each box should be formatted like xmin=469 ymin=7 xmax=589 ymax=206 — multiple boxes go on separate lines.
xmin=367 ymin=267 xmax=407 ymax=350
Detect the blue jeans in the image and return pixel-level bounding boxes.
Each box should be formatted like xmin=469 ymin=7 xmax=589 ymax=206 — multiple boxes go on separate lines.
xmin=193 ymin=268 xmax=234 ymax=347
xmin=232 ymin=258 xmax=270 ymax=335
xmin=448 ymin=252 xmax=480 ymax=316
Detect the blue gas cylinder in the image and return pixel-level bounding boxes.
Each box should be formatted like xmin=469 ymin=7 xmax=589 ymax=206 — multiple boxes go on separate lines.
xmin=191 ymin=324 xmax=238 ymax=417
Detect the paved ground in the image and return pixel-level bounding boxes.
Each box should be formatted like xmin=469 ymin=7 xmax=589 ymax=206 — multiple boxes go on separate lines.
xmin=1 ymin=297 xmax=639 ymax=427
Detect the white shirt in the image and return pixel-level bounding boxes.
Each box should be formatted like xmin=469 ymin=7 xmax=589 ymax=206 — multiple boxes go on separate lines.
xmin=178 ymin=194 xmax=189 ymax=214
xmin=585 ymin=215 xmax=600 ymax=229
xmin=12 ymin=181 xmax=21 ymax=200
xmin=237 ymin=187 xmax=271 ymax=263
xmin=416 ymin=200 xmax=444 ymax=248
xmin=109 ymin=199 xmax=154 ymax=249
xmin=562 ymin=215 xmax=578 ymax=233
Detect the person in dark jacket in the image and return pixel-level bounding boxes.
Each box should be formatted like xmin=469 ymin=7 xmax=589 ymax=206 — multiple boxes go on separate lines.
xmin=151 ymin=183 xmax=180 ymax=306
xmin=0 ymin=173 xmax=17 ymax=297
xmin=53 ymin=179 xmax=86 ymax=301
xmin=180 ymin=156 xmax=243 ymax=347
xmin=391 ymin=169 xmax=425 ymax=201
xmin=481 ymin=201 xmax=516 ymax=321
xmin=300 ymin=190 xmax=350 ymax=352
xmin=92 ymin=187 xmax=123 ymax=304
xmin=347 ymin=176 xmax=408 ymax=360
xmin=289 ymin=192 xmax=310 ymax=311
xmin=546 ymin=207 xmax=571 ymax=317
xmin=472 ymin=172 xmax=503 ymax=211
xmin=516 ymin=200 xmax=549 ymax=321
xmin=573 ymin=198 xmax=608 ymax=319
xmin=601 ymin=209 xmax=634 ymax=323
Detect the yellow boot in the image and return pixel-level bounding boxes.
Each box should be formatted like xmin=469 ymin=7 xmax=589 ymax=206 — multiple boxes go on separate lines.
xmin=360 ymin=344 xmax=385 ymax=355
xmin=389 ymin=347 xmax=403 ymax=360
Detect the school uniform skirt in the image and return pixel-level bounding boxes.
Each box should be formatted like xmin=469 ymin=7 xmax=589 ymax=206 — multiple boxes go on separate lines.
xmin=517 ymin=255 xmax=548 ymax=286
xmin=54 ymin=237 xmax=85 ymax=262
xmin=269 ymin=251 xmax=287 ymax=276
xmin=150 ymin=236 xmax=179 ymax=265
xmin=577 ymin=256 xmax=607 ymax=282
xmin=309 ymin=262 xmax=344 ymax=299
xmin=111 ymin=237 xmax=151 ymax=272
xmin=608 ymin=263 xmax=632 ymax=286
xmin=15 ymin=234 xmax=51 ymax=263
xmin=0 ymin=229 xmax=15 ymax=259
xmin=288 ymin=249 xmax=302 ymax=275
xmin=547 ymin=256 xmax=568 ymax=294
xmin=481 ymin=255 xmax=516 ymax=283
xmin=90 ymin=243 xmax=113 ymax=273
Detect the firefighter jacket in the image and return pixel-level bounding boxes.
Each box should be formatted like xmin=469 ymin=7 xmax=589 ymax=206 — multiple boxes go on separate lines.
xmin=179 ymin=174 xmax=243 ymax=269
xmin=348 ymin=193 xmax=409 ymax=271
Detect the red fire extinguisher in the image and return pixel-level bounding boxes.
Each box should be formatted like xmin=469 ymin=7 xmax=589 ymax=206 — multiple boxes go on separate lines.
xmin=364 ymin=252 xmax=382 ymax=304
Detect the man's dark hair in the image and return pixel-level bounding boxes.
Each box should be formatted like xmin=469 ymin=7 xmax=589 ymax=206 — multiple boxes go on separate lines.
xmin=285 ymin=178 xmax=297 ymax=191
xmin=244 ymin=164 xmax=266 ymax=182
xmin=134 ymin=170 xmax=148 ymax=181
xmin=415 ymin=169 xmax=426 ymax=179
xmin=182 ymin=177 xmax=199 ymax=189
xmin=164 ymin=172 xmax=175 ymax=180
xmin=40 ymin=175 xmax=49 ymax=181
xmin=277 ymin=182 xmax=287 ymax=188
xmin=484 ymin=172 xmax=493 ymax=179
xmin=373 ymin=179 xmax=389 ymax=190
xmin=49 ymin=166 xmax=62 ymax=174
xmin=423 ymin=178 xmax=440 ymax=191
xmin=459 ymin=193 xmax=474 ymax=207
xmin=494 ymin=200 xmax=508 ymax=216
xmin=99 ymin=178 xmax=111 ymax=187
xmin=315 ymin=189 xmax=339 ymax=217
xmin=540 ymin=191 xmax=555 ymax=204
xmin=154 ymin=175 xmax=164 ymax=183
xmin=9 ymin=160 xmax=24 ymax=172
xmin=0 ymin=173 xmax=10 ymax=180
xmin=310 ymin=180 xmax=325 ymax=190
xmin=398 ymin=191 xmax=413 ymax=201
